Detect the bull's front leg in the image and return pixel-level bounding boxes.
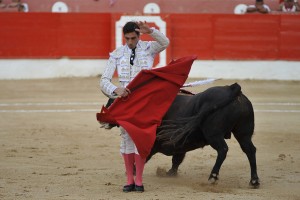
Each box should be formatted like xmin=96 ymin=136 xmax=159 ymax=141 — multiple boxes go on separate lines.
xmin=167 ymin=153 xmax=186 ymax=176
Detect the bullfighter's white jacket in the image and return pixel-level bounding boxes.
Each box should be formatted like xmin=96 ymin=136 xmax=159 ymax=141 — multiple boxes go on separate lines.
xmin=100 ymin=28 xmax=169 ymax=97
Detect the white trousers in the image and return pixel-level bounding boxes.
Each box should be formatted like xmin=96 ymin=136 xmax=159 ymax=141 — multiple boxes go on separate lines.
xmin=120 ymin=127 xmax=139 ymax=154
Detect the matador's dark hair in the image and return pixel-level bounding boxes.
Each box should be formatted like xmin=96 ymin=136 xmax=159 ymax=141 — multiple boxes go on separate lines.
xmin=123 ymin=21 xmax=140 ymax=36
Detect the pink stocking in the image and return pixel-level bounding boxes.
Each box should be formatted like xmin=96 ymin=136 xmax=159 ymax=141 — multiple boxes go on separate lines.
xmin=134 ymin=154 xmax=146 ymax=186
xmin=122 ymin=153 xmax=135 ymax=185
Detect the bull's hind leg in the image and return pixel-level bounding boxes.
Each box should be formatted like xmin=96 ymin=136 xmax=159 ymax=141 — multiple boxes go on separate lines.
xmin=234 ymin=135 xmax=260 ymax=188
xmin=167 ymin=153 xmax=186 ymax=176
xmin=206 ymin=136 xmax=229 ymax=184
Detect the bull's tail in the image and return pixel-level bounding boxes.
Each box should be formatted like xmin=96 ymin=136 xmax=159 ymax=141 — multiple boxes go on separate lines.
xmin=157 ymin=83 xmax=241 ymax=147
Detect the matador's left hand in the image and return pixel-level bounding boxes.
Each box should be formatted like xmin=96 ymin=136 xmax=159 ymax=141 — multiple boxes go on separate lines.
xmin=135 ymin=21 xmax=153 ymax=34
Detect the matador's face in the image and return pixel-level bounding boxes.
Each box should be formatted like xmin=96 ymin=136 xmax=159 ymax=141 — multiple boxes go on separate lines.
xmin=124 ymin=32 xmax=140 ymax=49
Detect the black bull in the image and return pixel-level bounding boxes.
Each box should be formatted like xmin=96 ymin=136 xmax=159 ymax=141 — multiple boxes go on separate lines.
xmin=105 ymin=83 xmax=260 ymax=188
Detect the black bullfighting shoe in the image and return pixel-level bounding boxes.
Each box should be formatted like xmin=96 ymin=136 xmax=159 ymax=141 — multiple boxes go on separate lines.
xmin=123 ymin=184 xmax=135 ymax=192
xmin=135 ymin=185 xmax=144 ymax=192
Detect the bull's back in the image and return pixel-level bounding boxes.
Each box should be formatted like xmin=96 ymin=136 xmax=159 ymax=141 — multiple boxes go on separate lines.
xmin=162 ymin=95 xmax=193 ymax=120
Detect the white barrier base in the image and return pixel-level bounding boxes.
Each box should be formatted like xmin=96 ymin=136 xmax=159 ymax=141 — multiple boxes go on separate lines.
xmin=0 ymin=59 xmax=299 ymax=80
xmin=191 ymin=60 xmax=300 ymax=81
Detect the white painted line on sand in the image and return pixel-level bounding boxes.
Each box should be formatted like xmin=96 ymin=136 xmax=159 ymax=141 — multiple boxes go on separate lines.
xmin=0 ymin=109 xmax=99 ymax=113
xmin=0 ymin=102 xmax=100 ymax=106
xmin=0 ymin=102 xmax=299 ymax=106
xmin=253 ymin=103 xmax=300 ymax=106
xmin=0 ymin=109 xmax=299 ymax=113
xmin=0 ymin=102 xmax=299 ymax=113
xmin=254 ymin=110 xmax=300 ymax=113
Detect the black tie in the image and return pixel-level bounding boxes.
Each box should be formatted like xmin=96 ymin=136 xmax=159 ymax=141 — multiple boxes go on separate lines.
xmin=130 ymin=48 xmax=136 ymax=65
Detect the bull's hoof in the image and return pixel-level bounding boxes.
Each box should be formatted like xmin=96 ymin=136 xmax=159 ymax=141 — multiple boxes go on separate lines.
xmin=249 ymin=178 xmax=260 ymax=189
xmin=166 ymin=169 xmax=178 ymax=177
xmin=208 ymin=173 xmax=219 ymax=184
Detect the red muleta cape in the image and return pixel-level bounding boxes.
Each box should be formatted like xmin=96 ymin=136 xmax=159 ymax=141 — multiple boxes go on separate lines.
xmin=97 ymin=55 xmax=197 ymax=158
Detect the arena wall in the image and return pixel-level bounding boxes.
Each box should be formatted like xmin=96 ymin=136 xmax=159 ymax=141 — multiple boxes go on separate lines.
xmin=0 ymin=13 xmax=299 ymax=80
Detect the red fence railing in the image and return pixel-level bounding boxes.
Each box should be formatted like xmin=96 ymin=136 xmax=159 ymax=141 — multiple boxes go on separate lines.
xmin=0 ymin=13 xmax=299 ymax=60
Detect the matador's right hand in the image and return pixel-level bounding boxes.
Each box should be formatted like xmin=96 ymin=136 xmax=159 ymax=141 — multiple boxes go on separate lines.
xmin=113 ymin=87 xmax=131 ymax=98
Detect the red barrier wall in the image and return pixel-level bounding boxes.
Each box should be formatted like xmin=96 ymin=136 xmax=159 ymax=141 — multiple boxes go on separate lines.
xmin=280 ymin=15 xmax=300 ymax=60
xmin=0 ymin=13 xmax=111 ymax=58
xmin=0 ymin=13 xmax=299 ymax=60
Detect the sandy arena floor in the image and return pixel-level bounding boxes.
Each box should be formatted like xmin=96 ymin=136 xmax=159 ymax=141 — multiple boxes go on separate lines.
xmin=0 ymin=77 xmax=299 ymax=200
